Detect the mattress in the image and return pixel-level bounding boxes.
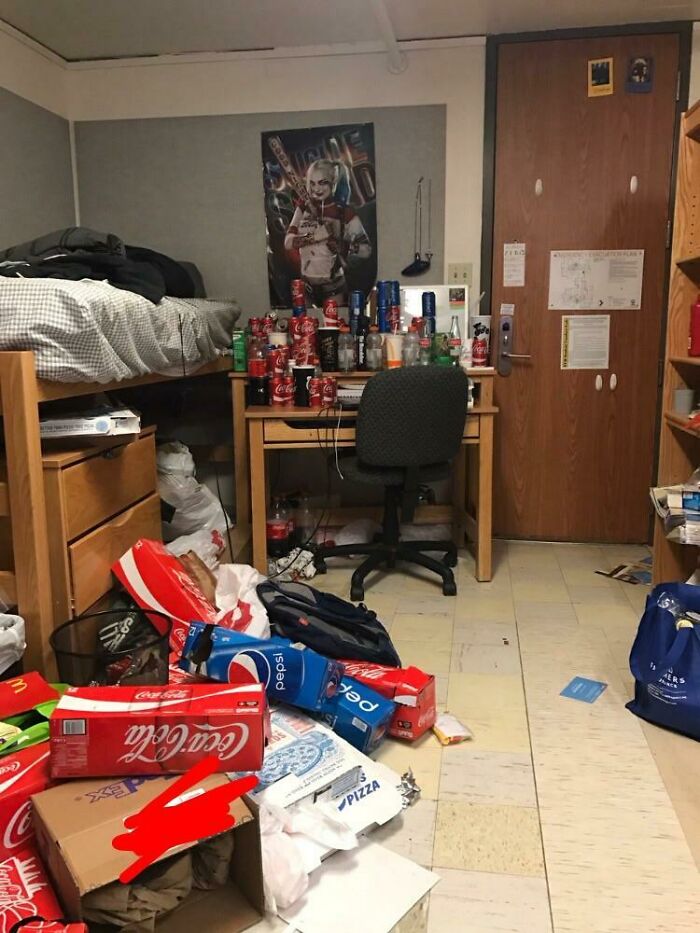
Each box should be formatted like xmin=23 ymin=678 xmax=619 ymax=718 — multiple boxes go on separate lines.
xmin=0 ymin=278 xmax=241 ymax=382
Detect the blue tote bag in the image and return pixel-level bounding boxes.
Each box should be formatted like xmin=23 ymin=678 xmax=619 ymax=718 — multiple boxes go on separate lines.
xmin=627 ymin=582 xmax=700 ymax=739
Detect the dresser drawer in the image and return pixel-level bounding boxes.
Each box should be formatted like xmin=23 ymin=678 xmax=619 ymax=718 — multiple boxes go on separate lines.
xmin=68 ymin=493 xmax=161 ymax=615
xmin=463 ymin=415 xmax=479 ymax=439
xmin=263 ymin=420 xmax=356 ymax=444
xmin=61 ymin=433 xmax=157 ymax=540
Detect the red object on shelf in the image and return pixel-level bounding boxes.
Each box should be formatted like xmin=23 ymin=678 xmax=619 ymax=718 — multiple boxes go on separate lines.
xmin=690 ymin=295 xmax=700 ymax=357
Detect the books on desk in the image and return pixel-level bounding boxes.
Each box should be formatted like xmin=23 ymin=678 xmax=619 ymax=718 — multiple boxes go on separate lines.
xmin=40 ymin=407 xmax=141 ymax=439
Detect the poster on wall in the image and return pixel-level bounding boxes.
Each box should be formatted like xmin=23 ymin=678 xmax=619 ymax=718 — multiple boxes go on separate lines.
xmin=548 ymin=249 xmax=644 ymax=310
xmin=261 ymin=123 xmax=378 ymax=309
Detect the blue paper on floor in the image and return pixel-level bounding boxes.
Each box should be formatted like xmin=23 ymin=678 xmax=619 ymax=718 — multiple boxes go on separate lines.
xmin=560 ymin=676 xmax=608 ymax=703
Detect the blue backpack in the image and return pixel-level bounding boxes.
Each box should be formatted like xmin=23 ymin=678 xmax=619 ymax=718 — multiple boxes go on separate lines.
xmin=256 ymin=580 xmax=401 ymax=667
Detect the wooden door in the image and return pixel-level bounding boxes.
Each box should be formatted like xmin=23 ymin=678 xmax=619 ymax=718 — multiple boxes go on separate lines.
xmin=492 ymin=33 xmax=680 ymax=542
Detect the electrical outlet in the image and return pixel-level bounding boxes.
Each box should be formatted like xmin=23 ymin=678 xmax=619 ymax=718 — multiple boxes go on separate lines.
xmin=448 ymin=263 xmax=472 ymax=287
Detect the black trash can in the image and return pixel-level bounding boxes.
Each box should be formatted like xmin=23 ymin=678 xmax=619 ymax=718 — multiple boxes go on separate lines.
xmin=49 ymin=609 xmax=171 ymax=686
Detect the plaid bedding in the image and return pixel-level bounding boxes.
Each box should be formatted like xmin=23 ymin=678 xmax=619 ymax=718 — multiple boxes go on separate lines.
xmin=0 ymin=278 xmax=240 ymax=382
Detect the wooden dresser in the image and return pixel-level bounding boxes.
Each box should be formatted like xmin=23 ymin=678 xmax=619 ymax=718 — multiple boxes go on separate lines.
xmin=42 ymin=427 xmax=161 ymax=626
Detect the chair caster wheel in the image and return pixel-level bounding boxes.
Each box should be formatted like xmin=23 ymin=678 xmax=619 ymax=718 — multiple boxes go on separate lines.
xmin=444 ymin=552 xmax=458 ymax=568
xmin=351 ymin=585 xmax=365 ymax=602
xmin=315 ymin=559 xmax=327 ymax=574
xmin=442 ymin=580 xmax=457 ymax=596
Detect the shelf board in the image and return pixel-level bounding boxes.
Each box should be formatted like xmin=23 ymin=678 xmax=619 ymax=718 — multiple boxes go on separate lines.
xmin=685 ymin=100 xmax=700 ymax=142
xmin=669 ymin=356 xmax=700 ymax=367
xmin=665 ymin=411 xmax=700 ymax=438
xmin=676 ymin=254 xmax=700 ymax=279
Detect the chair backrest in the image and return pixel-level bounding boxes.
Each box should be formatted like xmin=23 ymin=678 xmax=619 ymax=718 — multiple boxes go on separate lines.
xmin=356 ymin=366 xmax=469 ymax=467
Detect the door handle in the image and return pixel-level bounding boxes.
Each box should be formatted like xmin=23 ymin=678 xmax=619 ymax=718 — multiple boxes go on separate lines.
xmin=497 ymin=316 xmax=531 ymax=375
xmin=502 ymin=352 xmax=532 ymax=359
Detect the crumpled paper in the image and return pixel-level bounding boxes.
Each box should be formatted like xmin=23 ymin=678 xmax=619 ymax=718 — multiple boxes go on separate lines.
xmin=398 ymin=769 xmax=421 ymax=809
xmin=267 ymin=548 xmax=317 ymax=581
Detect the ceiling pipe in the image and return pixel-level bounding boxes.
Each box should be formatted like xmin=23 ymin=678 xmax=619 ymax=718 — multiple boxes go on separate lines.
xmin=368 ymin=0 xmax=408 ymax=74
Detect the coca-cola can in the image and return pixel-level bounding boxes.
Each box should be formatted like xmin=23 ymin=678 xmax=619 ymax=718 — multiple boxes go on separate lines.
xmin=291 ymin=278 xmax=306 ymax=306
xmin=289 ymin=315 xmax=304 ymax=342
xmin=282 ymin=374 xmax=294 ymax=406
xmin=322 ymin=299 xmax=339 ymax=327
xmin=321 ymin=376 xmax=337 ymax=407
xmin=265 ymin=345 xmax=290 ymax=376
xmin=292 ymin=336 xmax=314 ymax=366
xmin=250 ymin=317 xmax=263 ymax=338
xmin=472 ymin=336 xmax=488 ymax=366
xmin=388 ymin=304 xmax=402 ymax=334
xmin=269 ymin=375 xmax=286 ymax=406
xmin=262 ymin=314 xmax=274 ymax=337
xmin=300 ymin=314 xmax=318 ymax=337
xmin=309 ymin=376 xmax=323 ymax=408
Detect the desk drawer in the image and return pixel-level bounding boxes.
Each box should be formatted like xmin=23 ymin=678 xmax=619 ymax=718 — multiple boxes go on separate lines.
xmin=68 ymin=493 xmax=161 ymax=615
xmin=263 ymin=421 xmax=356 ymax=444
xmin=62 ymin=434 xmax=157 ymax=540
xmin=463 ymin=416 xmax=479 ymax=439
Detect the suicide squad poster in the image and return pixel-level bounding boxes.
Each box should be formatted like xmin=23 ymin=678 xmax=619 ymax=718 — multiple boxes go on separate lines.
xmin=261 ymin=123 xmax=378 ymax=309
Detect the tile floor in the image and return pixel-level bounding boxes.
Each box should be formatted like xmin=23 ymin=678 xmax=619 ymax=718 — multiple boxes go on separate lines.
xmin=250 ymin=539 xmax=700 ymax=933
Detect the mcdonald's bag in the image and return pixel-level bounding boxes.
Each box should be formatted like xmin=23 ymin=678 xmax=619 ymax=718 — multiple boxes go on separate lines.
xmin=627 ymin=582 xmax=700 ymax=739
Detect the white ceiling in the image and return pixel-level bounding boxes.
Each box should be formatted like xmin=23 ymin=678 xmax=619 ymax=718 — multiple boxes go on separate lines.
xmin=0 ymin=0 xmax=697 ymax=62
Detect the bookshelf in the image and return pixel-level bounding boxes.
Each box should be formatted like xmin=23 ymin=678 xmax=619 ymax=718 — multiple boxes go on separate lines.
xmin=654 ymin=101 xmax=700 ymax=582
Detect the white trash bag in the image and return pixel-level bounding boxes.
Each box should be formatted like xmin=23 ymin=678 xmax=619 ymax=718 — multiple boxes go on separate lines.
xmin=215 ymin=563 xmax=270 ymax=639
xmin=0 ymin=614 xmax=25 ymax=676
xmin=166 ymin=528 xmax=227 ymax=570
xmin=157 ymin=441 xmax=232 ymax=543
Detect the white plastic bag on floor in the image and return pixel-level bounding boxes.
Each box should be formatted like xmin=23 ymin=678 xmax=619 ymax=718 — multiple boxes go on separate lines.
xmin=0 ymin=614 xmax=25 ymax=676
xmin=157 ymin=441 xmax=231 ymax=542
xmin=215 ymin=563 xmax=270 ymax=638
xmin=166 ymin=528 xmax=226 ymax=569
xmin=259 ymin=801 xmax=357 ymax=913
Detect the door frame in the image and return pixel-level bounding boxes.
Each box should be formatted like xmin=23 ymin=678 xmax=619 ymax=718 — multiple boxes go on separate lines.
xmin=480 ymin=21 xmax=693 ymax=539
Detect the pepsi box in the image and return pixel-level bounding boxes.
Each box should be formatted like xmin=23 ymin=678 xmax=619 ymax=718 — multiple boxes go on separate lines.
xmin=318 ymin=676 xmax=396 ymax=754
xmin=180 ymin=622 xmax=343 ymax=713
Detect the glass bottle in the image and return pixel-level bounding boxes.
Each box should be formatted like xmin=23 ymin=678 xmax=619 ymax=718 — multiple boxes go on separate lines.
xmin=448 ymin=315 xmax=462 ymax=366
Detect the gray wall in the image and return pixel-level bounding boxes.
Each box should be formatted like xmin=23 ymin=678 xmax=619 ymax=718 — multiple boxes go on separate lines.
xmin=0 ymin=87 xmax=74 ymax=250
xmin=75 ymin=105 xmax=445 ymax=315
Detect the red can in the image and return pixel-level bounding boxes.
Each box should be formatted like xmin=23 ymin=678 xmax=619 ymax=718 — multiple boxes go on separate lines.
xmin=322 ymin=299 xmax=339 ymax=327
xmin=300 ymin=315 xmax=318 ymax=337
xmin=292 ymin=336 xmax=315 ymax=366
xmin=309 ymin=376 xmax=323 ymax=408
xmin=282 ymin=374 xmax=294 ymax=407
xmin=266 ymin=345 xmax=290 ymax=376
xmin=289 ymin=315 xmax=304 ymax=342
xmin=472 ymin=336 xmax=488 ymax=366
xmin=322 ymin=376 xmax=337 ymax=407
xmin=262 ymin=314 xmax=275 ymax=337
xmin=291 ymin=278 xmax=306 ymax=306
xmin=388 ymin=305 xmax=402 ymax=334
xmin=269 ymin=375 xmax=286 ymax=406
xmin=250 ymin=317 xmax=263 ymax=338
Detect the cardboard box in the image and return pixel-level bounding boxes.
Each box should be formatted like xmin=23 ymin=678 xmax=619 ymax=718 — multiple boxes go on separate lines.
xmin=318 ymin=677 xmax=396 ymax=754
xmin=0 ymin=842 xmax=69 ymax=933
xmin=50 ymin=684 xmax=269 ymax=778
xmin=0 ymin=744 xmax=53 ymax=858
xmin=31 ymin=773 xmax=264 ymax=932
xmin=241 ymin=708 xmax=365 ymax=810
xmin=0 ymin=673 xmax=61 ymax=758
xmin=340 ymin=661 xmax=437 ymax=741
xmin=181 ymin=624 xmax=343 ymax=713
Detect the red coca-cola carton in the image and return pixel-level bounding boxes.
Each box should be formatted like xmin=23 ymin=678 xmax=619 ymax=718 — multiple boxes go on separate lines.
xmin=49 ymin=683 xmax=269 ymax=778
xmin=112 ymin=539 xmax=237 ymax=658
xmin=339 ymin=662 xmax=436 ymax=741
xmin=0 ymin=745 xmax=53 ymax=860
xmin=0 ymin=843 xmax=83 ymax=933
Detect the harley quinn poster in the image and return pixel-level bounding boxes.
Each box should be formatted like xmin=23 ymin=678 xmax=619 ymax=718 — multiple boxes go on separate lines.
xmin=261 ymin=123 xmax=378 ymax=309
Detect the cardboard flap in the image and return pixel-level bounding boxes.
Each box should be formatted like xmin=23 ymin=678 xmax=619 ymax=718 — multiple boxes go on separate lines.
xmin=32 ymin=773 xmax=252 ymax=895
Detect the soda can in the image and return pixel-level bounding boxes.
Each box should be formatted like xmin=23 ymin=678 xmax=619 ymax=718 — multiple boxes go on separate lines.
xmin=376 ymin=280 xmax=391 ymax=307
xmin=250 ymin=317 xmax=262 ymax=338
xmin=262 ymin=314 xmax=275 ymax=337
xmin=292 ymin=304 xmax=306 ymax=317
xmin=269 ymin=375 xmax=286 ymax=406
xmin=291 ymin=278 xmax=306 ymax=306
xmin=265 ymin=346 xmax=288 ymax=376
xmin=289 ymin=315 xmax=304 ymax=342
xmin=390 ymin=280 xmax=401 ymax=306
xmin=377 ymin=305 xmax=388 ymax=333
xmin=231 ymin=330 xmax=247 ymax=372
xmin=292 ymin=336 xmax=314 ymax=366
xmin=282 ymin=374 xmax=295 ymax=406
xmin=321 ymin=376 xmax=337 ymax=407
xmin=472 ymin=336 xmax=488 ymax=366
xmin=349 ymin=290 xmax=364 ymax=314
xmin=322 ymin=299 xmax=339 ymax=327
xmin=388 ymin=305 xmax=402 ymax=334
xmin=309 ymin=376 xmax=323 ymax=408
xmin=421 ymin=291 xmax=436 ymax=317
xmin=248 ymin=357 xmax=266 ymax=378
xmin=300 ymin=315 xmax=318 ymax=337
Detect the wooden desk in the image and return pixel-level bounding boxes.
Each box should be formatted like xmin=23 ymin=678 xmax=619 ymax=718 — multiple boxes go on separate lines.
xmin=231 ymin=370 xmax=497 ymax=582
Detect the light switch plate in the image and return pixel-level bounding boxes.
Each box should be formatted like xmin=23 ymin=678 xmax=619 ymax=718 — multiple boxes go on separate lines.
xmin=448 ymin=263 xmax=472 ymax=287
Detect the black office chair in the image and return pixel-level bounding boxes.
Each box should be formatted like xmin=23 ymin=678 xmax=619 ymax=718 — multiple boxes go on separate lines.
xmin=314 ymin=366 xmax=469 ymax=600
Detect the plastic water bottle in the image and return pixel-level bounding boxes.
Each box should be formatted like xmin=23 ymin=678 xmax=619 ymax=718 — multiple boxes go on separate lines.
xmin=366 ymin=327 xmax=383 ymax=371
xmin=402 ymin=327 xmax=420 ymax=366
xmin=338 ymin=330 xmax=356 ymax=371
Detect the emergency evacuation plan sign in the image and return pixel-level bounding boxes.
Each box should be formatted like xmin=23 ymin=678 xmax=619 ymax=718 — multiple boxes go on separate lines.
xmin=548 ymin=249 xmax=644 ymax=310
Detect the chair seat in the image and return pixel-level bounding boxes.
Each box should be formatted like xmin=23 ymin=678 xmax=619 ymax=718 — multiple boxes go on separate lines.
xmin=339 ymin=455 xmax=450 ymax=486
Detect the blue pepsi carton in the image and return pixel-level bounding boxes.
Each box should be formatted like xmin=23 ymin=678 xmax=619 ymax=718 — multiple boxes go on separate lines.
xmin=180 ymin=622 xmax=344 ymax=713
xmin=318 ymin=676 xmax=396 ymax=754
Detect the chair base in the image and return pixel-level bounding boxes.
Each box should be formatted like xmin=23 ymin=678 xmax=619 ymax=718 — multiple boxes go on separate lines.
xmin=314 ymin=539 xmax=458 ymax=601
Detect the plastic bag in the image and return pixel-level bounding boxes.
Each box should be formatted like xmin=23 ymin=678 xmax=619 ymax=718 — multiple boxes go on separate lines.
xmin=0 ymin=614 xmax=25 ymax=676
xmin=259 ymin=801 xmax=357 ymax=913
xmin=157 ymin=442 xmax=231 ymax=543
xmin=215 ymin=563 xmax=270 ymax=639
xmin=166 ymin=528 xmax=226 ymax=569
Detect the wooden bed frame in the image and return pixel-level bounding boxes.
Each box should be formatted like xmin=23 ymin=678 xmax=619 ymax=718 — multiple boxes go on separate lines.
xmin=0 ymin=350 xmax=234 ymax=676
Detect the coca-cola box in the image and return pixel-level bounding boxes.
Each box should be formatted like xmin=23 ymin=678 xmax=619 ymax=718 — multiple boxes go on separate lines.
xmin=31 ymin=773 xmax=264 ymax=932
xmin=0 ymin=744 xmax=53 ymax=860
xmin=49 ymin=684 xmax=269 ymax=779
xmin=340 ymin=662 xmax=437 ymax=741
xmin=0 ymin=843 xmax=84 ymax=933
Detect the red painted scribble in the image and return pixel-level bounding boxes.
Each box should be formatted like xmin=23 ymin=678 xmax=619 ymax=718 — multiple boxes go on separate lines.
xmin=111 ymin=755 xmax=259 ymax=883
